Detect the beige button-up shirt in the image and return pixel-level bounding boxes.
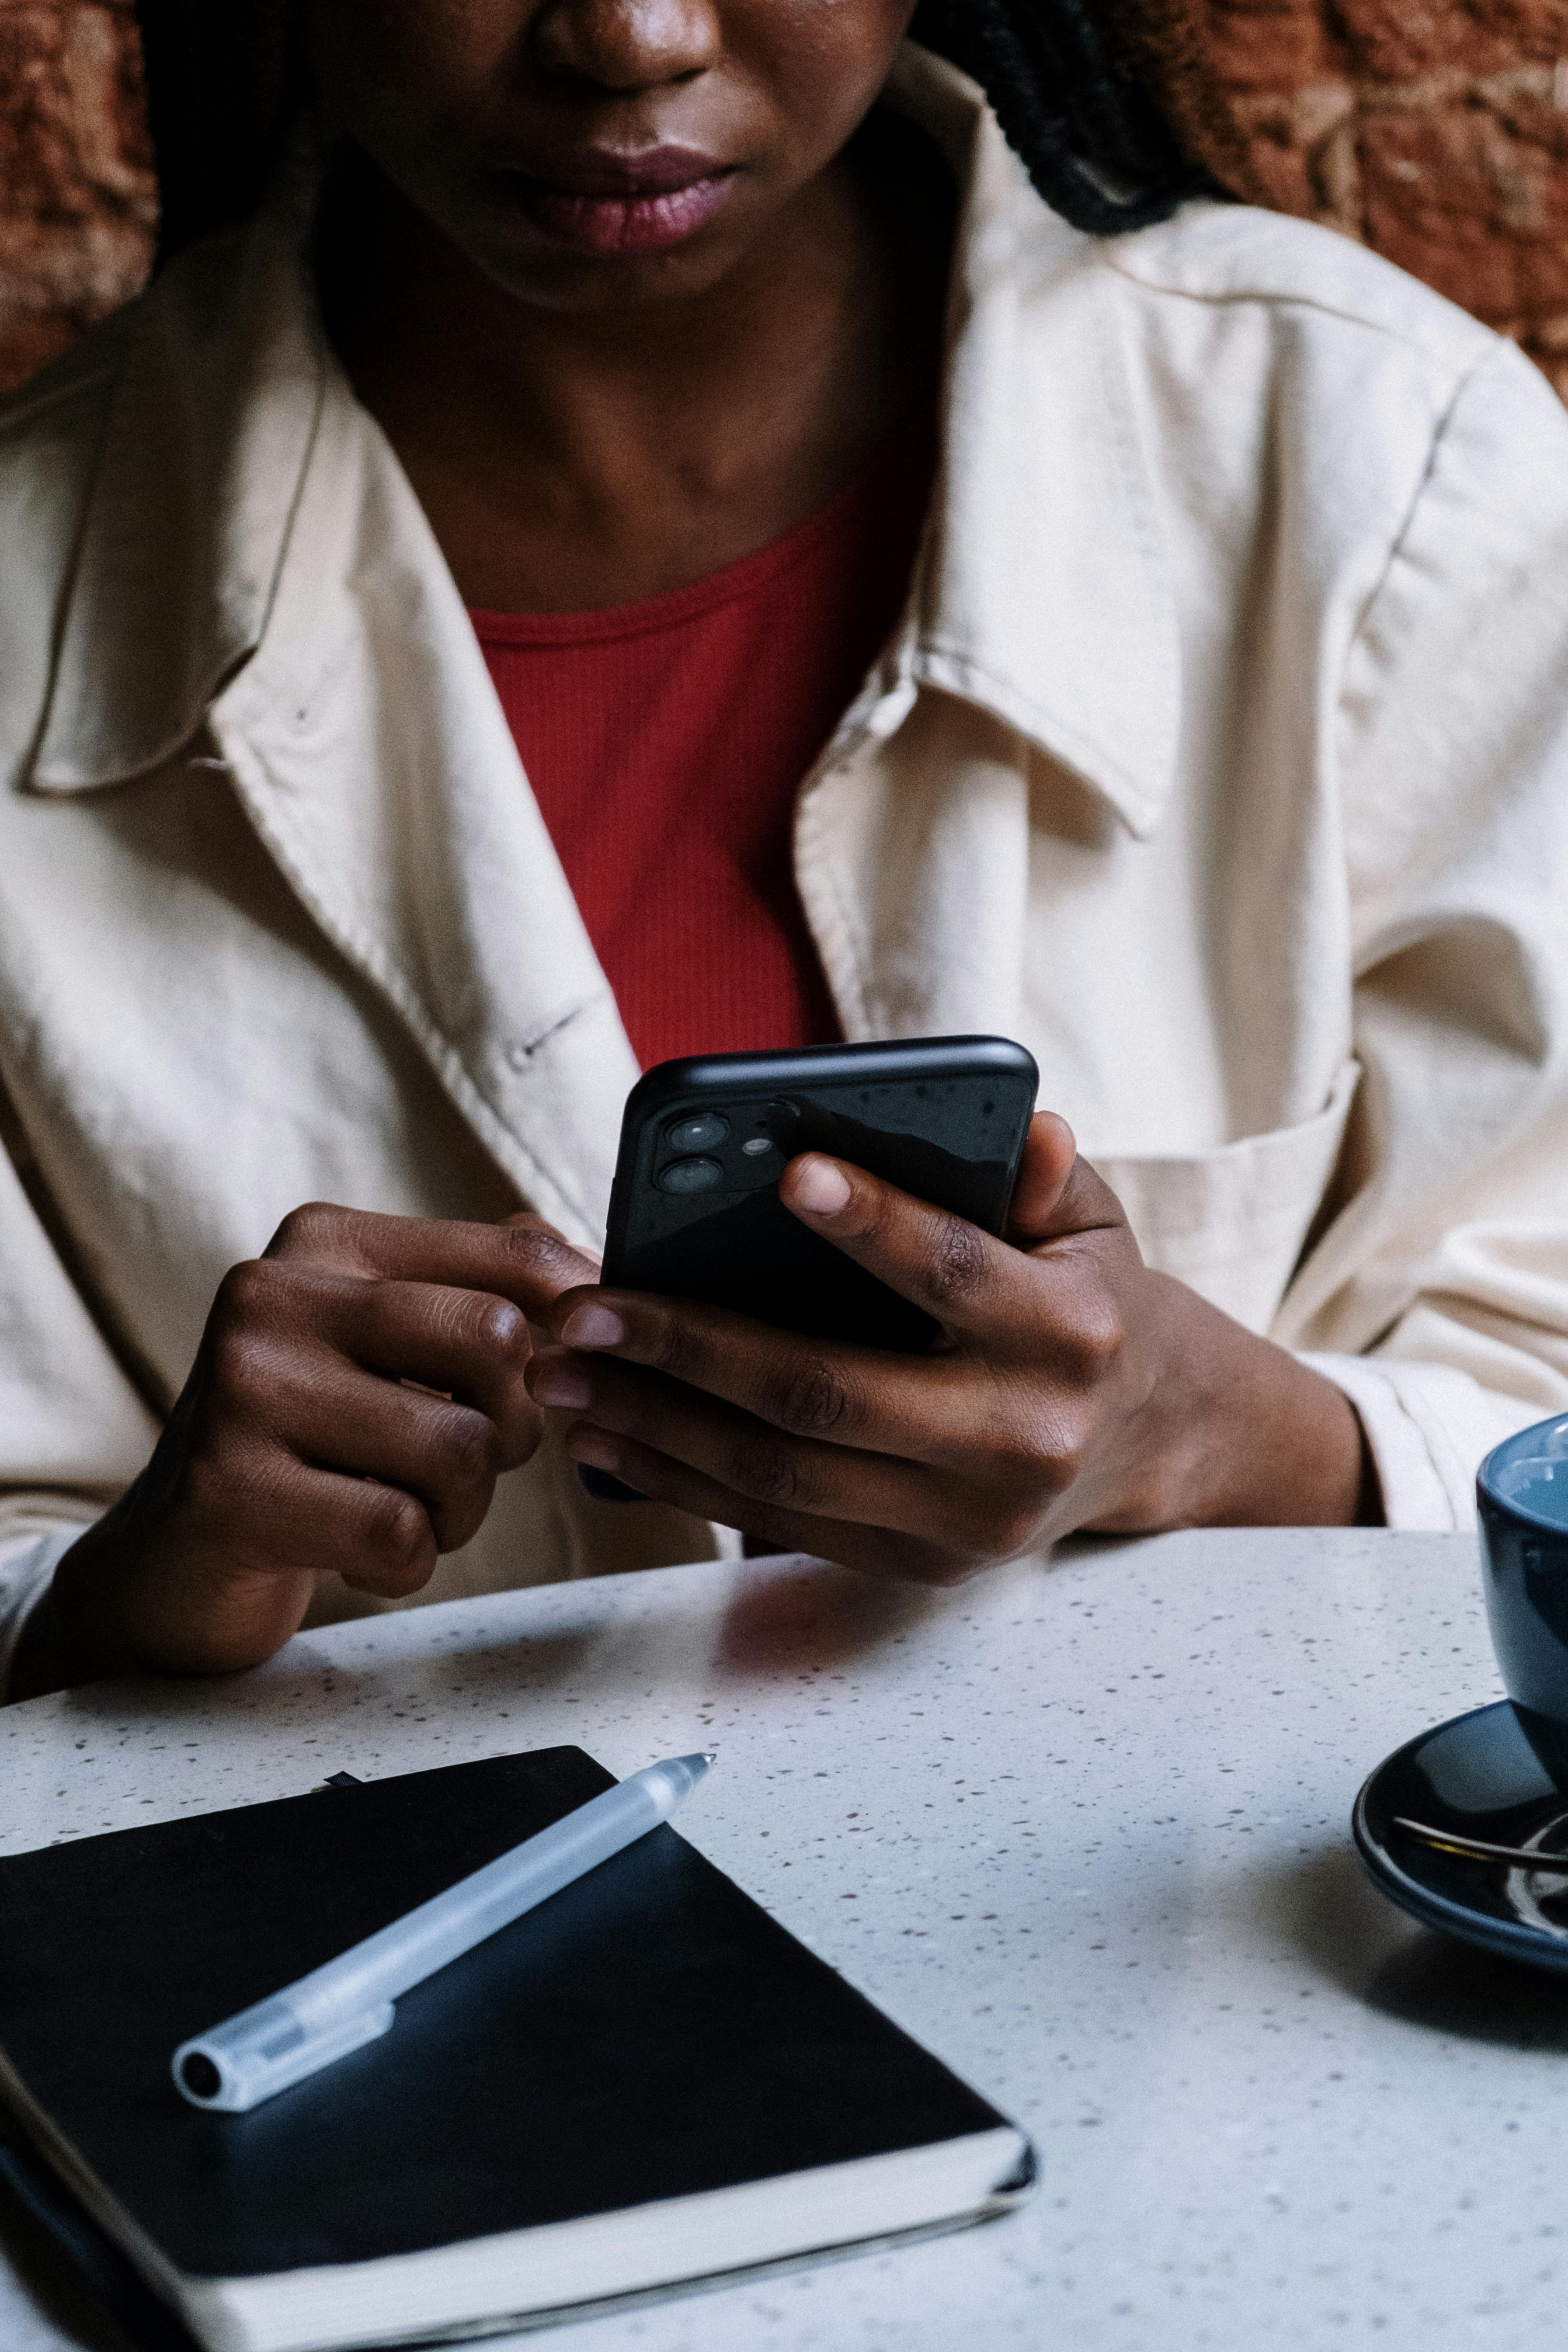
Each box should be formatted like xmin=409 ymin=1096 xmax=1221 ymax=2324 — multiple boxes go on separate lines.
xmin=3 ymin=48 xmax=1568 ymax=1685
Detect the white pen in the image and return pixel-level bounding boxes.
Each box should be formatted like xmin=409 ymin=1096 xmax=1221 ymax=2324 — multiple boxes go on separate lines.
xmin=172 ymin=1751 xmax=716 ymax=2114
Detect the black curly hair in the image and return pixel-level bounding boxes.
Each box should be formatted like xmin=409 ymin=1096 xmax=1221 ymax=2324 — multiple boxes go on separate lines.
xmin=135 ymin=0 xmax=1212 ymax=264
xmin=913 ymin=0 xmax=1211 ymax=233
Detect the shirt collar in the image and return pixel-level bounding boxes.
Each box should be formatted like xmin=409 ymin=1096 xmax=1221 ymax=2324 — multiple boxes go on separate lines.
xmin=26 ymin=48 xmax=1179 ymax=837
xmin=882 ymin=45 xmax=1180 ymax=837
xmin=27 ymin=126 xmax=327 ymax=795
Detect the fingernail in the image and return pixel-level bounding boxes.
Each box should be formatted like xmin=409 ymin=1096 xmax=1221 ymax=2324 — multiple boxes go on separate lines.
xmin=532 ymin=1362 xmax=592 ymax=1409
xmin=790 ymin=1157 xmax=852 ymax=1218
xmin=561 ymin=1303 xmax=626 ymax=1349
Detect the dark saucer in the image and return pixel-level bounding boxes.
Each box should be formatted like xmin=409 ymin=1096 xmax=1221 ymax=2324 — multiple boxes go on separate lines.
xmin=1354 ymin=1699 xmax=1568 ymax=1970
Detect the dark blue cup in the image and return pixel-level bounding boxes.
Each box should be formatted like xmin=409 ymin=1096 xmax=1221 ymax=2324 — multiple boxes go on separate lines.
xmin=1478 ymin=1414 xmax=1568 ymax=1765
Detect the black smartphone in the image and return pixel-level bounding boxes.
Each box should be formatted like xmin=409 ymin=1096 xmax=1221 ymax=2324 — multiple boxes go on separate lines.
xmin=579 ymin=1035 xmax=1039 ymax=1501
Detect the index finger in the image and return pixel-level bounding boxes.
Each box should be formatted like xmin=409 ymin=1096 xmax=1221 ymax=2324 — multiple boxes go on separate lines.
xmin=263 ymin=1202 xmax=600 ymax=1319
xmin=543 ymin=1280 xmax=997 ymax=1475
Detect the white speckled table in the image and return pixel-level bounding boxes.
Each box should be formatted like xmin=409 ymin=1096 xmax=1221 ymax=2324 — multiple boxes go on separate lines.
xmin=1 ymin=1527 xmax=1554 ymax=2352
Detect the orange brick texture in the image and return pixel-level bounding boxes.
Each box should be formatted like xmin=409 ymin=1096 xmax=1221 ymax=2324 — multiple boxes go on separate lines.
xmin=0 ymin=2 xmax=155 ymax=393
xmin=1 ymin=1 xmax=1567 ymax=396
xmin=1105 ymin=0 xmax=1568 ymax=400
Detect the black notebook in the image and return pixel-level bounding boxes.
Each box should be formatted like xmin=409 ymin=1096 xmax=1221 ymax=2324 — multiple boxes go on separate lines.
xmin=0 ymin=1747 xmax=1033 ymax=2352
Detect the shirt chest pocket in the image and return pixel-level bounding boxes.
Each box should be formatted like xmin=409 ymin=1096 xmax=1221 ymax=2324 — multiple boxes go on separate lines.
xmin=1086 ymin=1060 xmax=1360 ymax=1335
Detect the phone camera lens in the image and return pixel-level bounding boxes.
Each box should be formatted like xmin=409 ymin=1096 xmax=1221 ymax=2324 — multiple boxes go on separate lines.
xmin=657 ymin=1155 xmax=724 ymax=1195
xmin=666 ymin=1112 xmax=729 ymax=1153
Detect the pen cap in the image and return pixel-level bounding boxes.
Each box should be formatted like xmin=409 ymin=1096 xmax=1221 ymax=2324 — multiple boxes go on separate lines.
xmin=173 ymin=1994 xmax=395 ymax=2113
xmin=632 ymin=1753 xmax=716 ymax=1814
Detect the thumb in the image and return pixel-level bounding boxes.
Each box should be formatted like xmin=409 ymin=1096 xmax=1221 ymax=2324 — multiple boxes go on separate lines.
xmin=1005 ymin=1113 xmax=1126 ymax=1248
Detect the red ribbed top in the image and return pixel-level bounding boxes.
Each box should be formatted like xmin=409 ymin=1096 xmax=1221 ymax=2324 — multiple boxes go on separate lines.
xmin=470 ymin=426 xmax=934 ymax=1070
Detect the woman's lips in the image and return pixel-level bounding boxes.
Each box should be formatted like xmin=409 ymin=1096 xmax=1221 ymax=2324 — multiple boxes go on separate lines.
xmin=508 ymin=150 xmax=739 ymax=258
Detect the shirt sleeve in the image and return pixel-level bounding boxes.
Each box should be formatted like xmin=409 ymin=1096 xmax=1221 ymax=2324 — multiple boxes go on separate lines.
xmin=1279 ymin=339 xmax=1568 ymax=1529
xmin=0 ymin=1122 xmax=161 ymax=1696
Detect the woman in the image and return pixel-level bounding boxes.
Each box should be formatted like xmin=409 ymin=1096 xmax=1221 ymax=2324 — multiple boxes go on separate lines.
xmin=2 ymin=0 xmax=1566 ymax=1699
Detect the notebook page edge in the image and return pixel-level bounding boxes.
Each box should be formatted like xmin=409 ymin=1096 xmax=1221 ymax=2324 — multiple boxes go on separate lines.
xmin=191 ymin=2123 xmax=1036 ymax=2352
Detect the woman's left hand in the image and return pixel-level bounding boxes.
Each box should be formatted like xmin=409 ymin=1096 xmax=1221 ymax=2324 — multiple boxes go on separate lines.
xmin=525 ymin=1115 xmax=1377 ymax=1581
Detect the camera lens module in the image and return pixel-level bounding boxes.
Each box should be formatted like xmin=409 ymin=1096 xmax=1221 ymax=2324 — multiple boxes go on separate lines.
xmin=657 ymin=1155 xmax=725 ymax=1195
xmin=665 ymin=1112 xmax=729 ymax=1153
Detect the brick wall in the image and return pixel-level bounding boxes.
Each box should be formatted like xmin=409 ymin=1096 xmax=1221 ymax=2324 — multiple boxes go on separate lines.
xmin=0 ymin=1 xmax=155 ymax=394
xmin=1106 ymin=0 xmax=1568 ymax=399
xmin=2 ymin=1 xmax=1567 ymax=398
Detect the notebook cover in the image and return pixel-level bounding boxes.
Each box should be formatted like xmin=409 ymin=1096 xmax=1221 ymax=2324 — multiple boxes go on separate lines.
xmin=0 ymin=1747 xmax=1009 ymax=2283
xmin=0 ymin=2129 xmax=201 ymax=2352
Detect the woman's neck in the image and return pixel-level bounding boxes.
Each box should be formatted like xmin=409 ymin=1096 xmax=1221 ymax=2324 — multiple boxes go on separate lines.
xmin=319 ymin=115 xmax=953 ymax=614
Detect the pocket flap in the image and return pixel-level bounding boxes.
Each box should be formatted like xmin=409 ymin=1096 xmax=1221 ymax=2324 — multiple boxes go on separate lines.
xmin=1087 ymin=1060 xmax=1360 ymax=1332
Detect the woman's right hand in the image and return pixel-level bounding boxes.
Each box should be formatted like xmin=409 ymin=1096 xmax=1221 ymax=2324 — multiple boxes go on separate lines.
xmin=13 ymin=1204 xmax=599 ymax=1696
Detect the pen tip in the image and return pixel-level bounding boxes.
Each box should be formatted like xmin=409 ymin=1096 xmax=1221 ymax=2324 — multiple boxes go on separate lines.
xmin=701 ymin=1749 xmax=718 ymax=1766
